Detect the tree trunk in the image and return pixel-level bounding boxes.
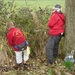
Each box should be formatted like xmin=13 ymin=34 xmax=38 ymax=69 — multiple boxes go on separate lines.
xmin=63 ymin=0 xmax=75 ymax=56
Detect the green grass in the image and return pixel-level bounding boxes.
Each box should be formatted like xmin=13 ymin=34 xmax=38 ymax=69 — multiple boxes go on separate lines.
xmin=47 ymin=68 xmax=54 ymax=75
xmin=4 ymin=0 xmax=65 ymax=11
xmin=64 ymin=61 xmax=74 ymax=69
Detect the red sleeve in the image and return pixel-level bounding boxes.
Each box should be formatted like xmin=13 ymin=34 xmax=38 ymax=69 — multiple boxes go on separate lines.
xmin=48 ymin=14 xmax=59 ymax=28
xmin=7 ymin=33 xmax=14 ymax=47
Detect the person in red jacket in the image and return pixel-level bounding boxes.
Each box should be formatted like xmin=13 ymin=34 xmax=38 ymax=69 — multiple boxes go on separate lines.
xmin=6 ymin=22 xmax=30 ymax=69
xmin=46 ymin=4 xmax=65 ymax=64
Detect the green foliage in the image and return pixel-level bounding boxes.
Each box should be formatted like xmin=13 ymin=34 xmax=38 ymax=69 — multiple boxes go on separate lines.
xmin=36 ymin=6 xmax=52 ymax=25
xmin=47 ymin=68 xmax=54 ymax=75
xmin=3 ymin=70 xmax=18 ymax=75
xmin=30 ymin=71 xmax=35 ymax=75
xmin=8 ymin=70 xmax=18 ymax=75
xmin=64 ymin=61 xmax=73 ymax=69
xmin=23 ymin=70 xmax=28 ymax=74
xmin=0 ymin=0 xmax=16 ymax=36
xmin=0 ymin=0 xmax=65 ymax=58
xmin=0 ymin=0 xmax=49 ymax=57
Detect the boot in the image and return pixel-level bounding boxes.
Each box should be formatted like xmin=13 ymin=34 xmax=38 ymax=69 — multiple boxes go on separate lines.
xmin=13 ymin=63 xmax=22 ymax=70
xmin=23 ymin=63 xmax=28 ymax=70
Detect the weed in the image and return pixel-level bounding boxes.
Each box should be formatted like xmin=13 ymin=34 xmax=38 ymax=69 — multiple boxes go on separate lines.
xmin=64 ymin=61 xmax=74 ymax=69
xmin=47 ymin=68 xmax=54 ymax=75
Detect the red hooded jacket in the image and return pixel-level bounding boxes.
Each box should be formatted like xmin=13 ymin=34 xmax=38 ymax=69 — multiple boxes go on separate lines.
xmin=48 ymin=11 xmax=65 ymax=36
xmin=7 ymin=28 xmax=26 ymax=51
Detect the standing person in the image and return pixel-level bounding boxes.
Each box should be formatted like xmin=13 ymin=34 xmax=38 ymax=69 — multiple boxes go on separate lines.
xmin=46 ymin=4 xmax=65 ymax=64
xmin=6 ymin=22 xmax=30 ymax=69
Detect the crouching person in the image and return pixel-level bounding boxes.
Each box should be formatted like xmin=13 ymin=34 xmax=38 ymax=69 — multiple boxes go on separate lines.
xmin=6 ymin=22 xmax=30 ymax=70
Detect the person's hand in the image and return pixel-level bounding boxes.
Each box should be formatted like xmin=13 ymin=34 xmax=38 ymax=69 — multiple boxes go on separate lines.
xmin=26 ymin=46 xmax=30 ymax=55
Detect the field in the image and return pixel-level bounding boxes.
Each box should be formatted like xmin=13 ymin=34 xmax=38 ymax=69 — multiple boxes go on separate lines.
xmin=4 ymin=0 xmax=65 ymax=11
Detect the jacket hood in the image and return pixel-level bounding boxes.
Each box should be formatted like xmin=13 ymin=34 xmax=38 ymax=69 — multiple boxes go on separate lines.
xmin=53 ymin=11 xmax=65 ymax=21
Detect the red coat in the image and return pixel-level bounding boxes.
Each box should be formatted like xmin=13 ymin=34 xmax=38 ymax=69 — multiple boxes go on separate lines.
xmin=48 ymin=11 xmax=65 ymax=36
xmin=7 ymin=28 xmax=26 ymax=51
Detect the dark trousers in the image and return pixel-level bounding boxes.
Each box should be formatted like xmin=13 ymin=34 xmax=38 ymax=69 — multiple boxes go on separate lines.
xmin=46 ymin=35 xmax=61 ymax=63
